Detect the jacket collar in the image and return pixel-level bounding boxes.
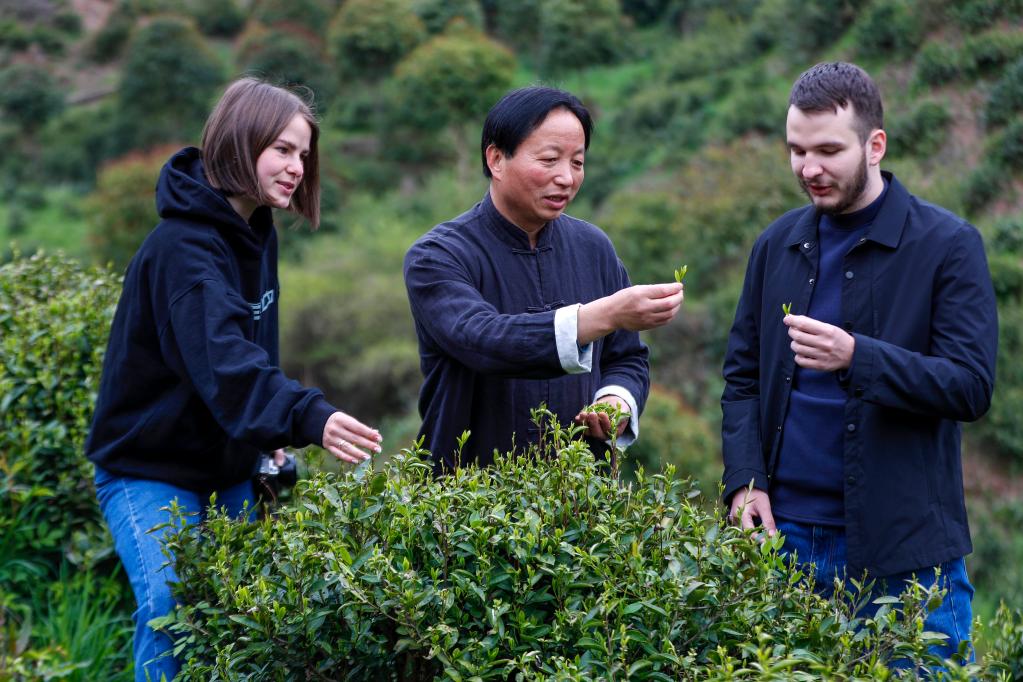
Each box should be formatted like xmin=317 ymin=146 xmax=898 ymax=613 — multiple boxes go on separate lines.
xmin=479 ymin=190 xmax=554 ymax=251
xmin=785 ymin=171 xmax=909 ymax=250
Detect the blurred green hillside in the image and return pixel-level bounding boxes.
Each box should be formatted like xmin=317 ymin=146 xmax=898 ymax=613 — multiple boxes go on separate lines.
xmin=1 ymin=0 xmax=1023 ymax=675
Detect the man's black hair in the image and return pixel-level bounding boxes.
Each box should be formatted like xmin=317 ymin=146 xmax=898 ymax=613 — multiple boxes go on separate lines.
xmin=480 ymin=86 xmax=593 ymax=178
xmin=789 ymin=62 xmax=884 ymax=143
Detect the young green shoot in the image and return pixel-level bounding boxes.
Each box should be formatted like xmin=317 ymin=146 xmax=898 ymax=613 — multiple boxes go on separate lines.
xmin=674 ymin=264 xmax=688 ymax=284
xmin=782 ymin=302 xmax=792 ymax=316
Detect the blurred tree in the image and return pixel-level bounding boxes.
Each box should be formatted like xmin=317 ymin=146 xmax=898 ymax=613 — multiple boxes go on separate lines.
xmin=985 ymin=57 xmax=1023 ymax=130
xmin=392 ymin=21 xmax=516 ymax=135
xmin=0 ymin=63 xmax=64 ymax=131
xmin=480 ymin=0 xmax=539 ymax=56
xmin=413 ymin=0 xmax=483 ymax=33
xmin=250 ymin=0 xmax=335 ymax=37
xmin=188 ymin=0 xmax=246 ymax=37
xmin=851 ymin=0 xmax=924 ymax=61
xmin=748 ymin=0 xmax=864 ymax=64
xmin=328 ymin=0 xmax=426 ymax=81
xmin=238 ymin=23 xmax=334 ymax=106
xmin=538 ymin=0 xmax=627 ymax=75
xmin=85 ymin=147 xmax=170 ymax=269
xmin=116 ymin=17 xmax=223 ymax=150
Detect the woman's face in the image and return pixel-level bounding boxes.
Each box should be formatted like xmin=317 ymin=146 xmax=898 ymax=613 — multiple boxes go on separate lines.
xmin=255 ymin=113 xmax=312 ymax=209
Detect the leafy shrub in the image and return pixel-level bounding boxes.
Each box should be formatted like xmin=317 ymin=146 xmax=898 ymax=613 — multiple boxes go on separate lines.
xmin=116 ymin=16 xmax=223 ymax=149
xmin=327 ymin=0 xmax=426 ymax=80
xmin=985 ymin=57 xmax=1023 ymax=130
xmin=0 ymin=252 xmax=121 ymax=585
xmin=86 ymin=5 xmax=135 ymax=63
xmin=748 ymin=0 xmax=863 ymax=64
xmin=885 ymin=100 xmax=952 ymax=159
xmin=483 ymin=0 xmax=540 ymax=55
xmin=412 ymin=0 xmax=483 ymax=33
xmin=851 ymin=0 xmax=924 ymax=60
xmin=237 ymin=24 xmax=334 ymax=106
xmin=38 ymin=101 xmax=120 ymax=185
xmin=915 ymin=28 xmax=1023 ymax=87
xmin=0 ymin=63 xmax=64 ymax=131
xmin=188 ymin=0 xmax=246 ymax=37
xmin=251 ymin=0 xmax=335 ymax=36
xmin=658 ymin=13 xmax=753 ymax=83
xmin=391 ymin=21 xmax=516 ymax=133
xmin=982 ymin=603 xmax=1023 ymax=680
xmin=949 ymin=0 xmax=1023 ymax=32
xmin=161 ymin=409 xmax=975 ymax=679
xmin=914 ymin=41 xmax=962 ymax=86
xmin=85 ymin=147 xmax=169 ymax=269
xmin=537 ymin=0 xmax=628 ymax=76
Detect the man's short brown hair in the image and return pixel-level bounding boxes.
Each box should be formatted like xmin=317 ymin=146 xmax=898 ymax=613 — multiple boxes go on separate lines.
xmin=789 ymin=62 xmax=884 ymax=144
xmin=201 ymin=77 xmax=321 ymax=227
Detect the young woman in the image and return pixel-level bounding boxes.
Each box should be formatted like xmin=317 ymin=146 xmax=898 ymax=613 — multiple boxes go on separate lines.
xmin=85 ymin=78 xmax=381 ymax=681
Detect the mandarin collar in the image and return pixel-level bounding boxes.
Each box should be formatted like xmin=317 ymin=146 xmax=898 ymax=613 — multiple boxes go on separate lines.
xmin=480 ymin=191 xmax=554 ymax=251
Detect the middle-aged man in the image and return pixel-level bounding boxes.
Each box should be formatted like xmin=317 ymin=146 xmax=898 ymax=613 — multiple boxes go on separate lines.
xmin=405 ymin=86 xmax=684 ymax=471
xmin=721 ymin=61 xmax=997 ymax=660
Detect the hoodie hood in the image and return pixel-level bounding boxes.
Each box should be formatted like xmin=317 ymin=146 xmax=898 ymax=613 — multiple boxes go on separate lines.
xmin=155 ymin=147 xmax=273 ymax=253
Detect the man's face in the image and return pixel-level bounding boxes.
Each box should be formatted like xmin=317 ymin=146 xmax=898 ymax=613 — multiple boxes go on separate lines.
xmin=488 ymin=108 xmax=586 ymax=232
xmin=786 ymin=104 xmax=873 ymax=215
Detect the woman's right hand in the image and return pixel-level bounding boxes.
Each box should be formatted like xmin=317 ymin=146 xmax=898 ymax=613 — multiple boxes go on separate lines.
xmin=322 ymin=411 xmax=382 ymax=464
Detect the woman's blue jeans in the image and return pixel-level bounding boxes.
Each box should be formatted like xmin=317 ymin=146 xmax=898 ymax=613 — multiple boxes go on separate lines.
xmin=95 ymin=467 xmax=256 ymax=682
xmin=776 ymin=519 xmax=974 ymax=664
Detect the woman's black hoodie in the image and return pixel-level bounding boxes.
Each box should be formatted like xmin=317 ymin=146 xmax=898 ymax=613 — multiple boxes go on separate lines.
xmin=86 ymin=147 xmax=334 ymax=489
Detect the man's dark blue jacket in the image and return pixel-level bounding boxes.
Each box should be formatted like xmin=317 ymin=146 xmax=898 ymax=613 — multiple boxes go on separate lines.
xmin=86 ymin=147 xmax=334 ymax=489
xmin=722 ymin=172 xmax=997 ymax=576
xmin=405 ymin=193 xmax=650 ymax=470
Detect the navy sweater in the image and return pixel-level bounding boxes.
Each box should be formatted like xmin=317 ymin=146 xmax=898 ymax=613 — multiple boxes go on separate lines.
xmin=772 ymin=183 xmax=888 ymax=525
xmin=86 ymin=147 xmax=335 ymax=489
xmin=404 ymin=192 xmax=650 ymax=470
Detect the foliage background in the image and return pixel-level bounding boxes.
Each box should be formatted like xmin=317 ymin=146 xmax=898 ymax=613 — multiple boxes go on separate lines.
xmin=1 ymin=0 xmax=1022 ymax=677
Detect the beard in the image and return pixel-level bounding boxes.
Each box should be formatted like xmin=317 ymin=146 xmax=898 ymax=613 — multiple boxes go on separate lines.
xmin=799 ymin=152 xmax=869 ymax=216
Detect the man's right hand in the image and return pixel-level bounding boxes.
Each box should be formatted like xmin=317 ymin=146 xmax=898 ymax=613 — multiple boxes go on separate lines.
xmin=729 ymin=486 xmax=777 ymax=537
xmin=577 ymin=282 xmax=684 ymax=345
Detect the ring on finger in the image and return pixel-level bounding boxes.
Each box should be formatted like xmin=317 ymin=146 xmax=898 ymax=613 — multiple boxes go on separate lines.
xmin=337 ymin=438 xmax=349 ymax=450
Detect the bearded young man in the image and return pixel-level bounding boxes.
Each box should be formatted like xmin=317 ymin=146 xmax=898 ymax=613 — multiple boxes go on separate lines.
xmin=721 ymin=62 xmax=997 ymax=661
xmin=404 ymin=86 xmax=684 ymax=471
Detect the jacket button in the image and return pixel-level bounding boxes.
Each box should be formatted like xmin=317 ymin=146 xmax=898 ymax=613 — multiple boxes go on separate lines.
xmin=847 ymin=475 xmax=856 ymax=484
xmin=777 ymin=426 xmax=782 ymax=432
xmin=803 ymin=242 xmax=811 ymax=249
xmin=846 ymin=423 xmax=856 ymax=432
xmin=809 ymin=278 xmax=815 ymax=285
xmin=845 ymin=271 xmax=854 ymax=279
xmin=785 ymin=376 xmax=791 ymax=383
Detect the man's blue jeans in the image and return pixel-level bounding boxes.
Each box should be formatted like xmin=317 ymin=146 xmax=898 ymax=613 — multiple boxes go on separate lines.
xmin=776 ymin=519 xmax=974 ymax=663
xmin=95 ymin=467 xmax=256 ymax=682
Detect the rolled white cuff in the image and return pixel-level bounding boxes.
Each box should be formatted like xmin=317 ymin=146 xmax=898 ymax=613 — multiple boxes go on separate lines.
xmin=554 ymin=304 xmax=592 ymax=374
xmin=595 ymin=384 xmax=639 ymax=449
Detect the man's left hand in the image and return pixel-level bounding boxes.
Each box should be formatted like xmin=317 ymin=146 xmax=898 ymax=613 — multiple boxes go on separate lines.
xmin=784 ymin=314 xmax=855 ymax=371
xmin=574 ymin=394 xmax=630 ymax=440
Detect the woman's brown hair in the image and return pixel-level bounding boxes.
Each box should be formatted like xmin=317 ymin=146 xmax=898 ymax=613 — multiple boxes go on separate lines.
xmin=201 ymin=77 xmax=321 ymax=227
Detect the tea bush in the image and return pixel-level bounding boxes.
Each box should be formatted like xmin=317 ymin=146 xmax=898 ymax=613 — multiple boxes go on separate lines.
xmin=915 ymin=28 xmax=1023 ymax=87
xmin=985 ymin=57 xmax=1023 ymax=130
xmin=0 ymin=252 xmax=121 ymax=584
xmin=161 ymin=408 xmax=997 ymax=680
xmin=885 ymin=100 xmax=952 ymax=159
xmin=327 ymin=0 xmax=426 ymax=81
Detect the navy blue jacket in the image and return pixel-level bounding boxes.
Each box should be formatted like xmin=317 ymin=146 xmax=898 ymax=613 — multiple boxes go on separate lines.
xmin=86 ymin=147 xmax=334 ymax=490
xmin=404 ymin=192 xmax=650 ymax=470
xmin=721 ymin=172 xmax=997 ymax=576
